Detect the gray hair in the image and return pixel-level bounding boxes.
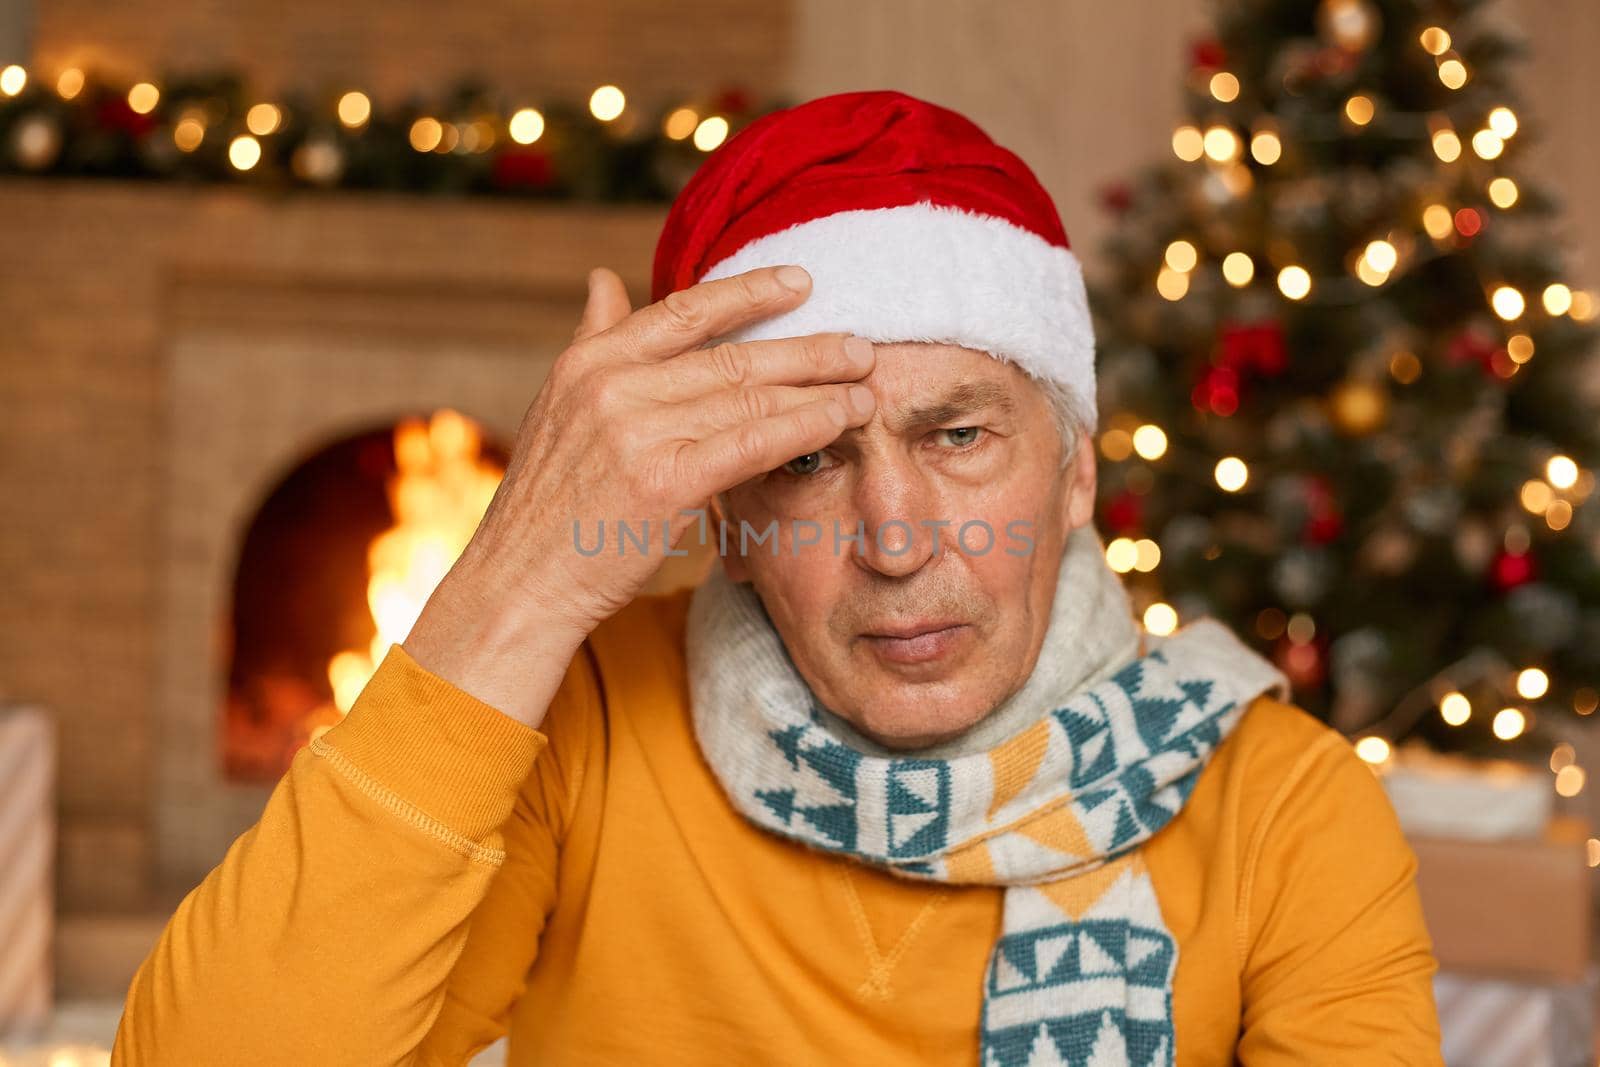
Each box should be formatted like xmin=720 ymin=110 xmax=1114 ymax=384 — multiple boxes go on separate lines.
xmin=1031 ymin=375 xmax=1091 ymax=471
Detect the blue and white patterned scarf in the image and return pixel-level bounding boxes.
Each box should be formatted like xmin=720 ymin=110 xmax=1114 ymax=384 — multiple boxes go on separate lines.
xmin=686 ymin=530 xmax=1290 ymax=1066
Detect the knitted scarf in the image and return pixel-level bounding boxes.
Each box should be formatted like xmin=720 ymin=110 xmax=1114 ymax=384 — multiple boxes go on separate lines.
xmin=685 ymin=523 xmax=1290 ymax=1067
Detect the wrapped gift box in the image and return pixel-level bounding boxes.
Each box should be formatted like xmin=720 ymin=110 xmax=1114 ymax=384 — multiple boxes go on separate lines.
xmin=1434 ymin=965 xmax=1597 ymax=1067
xmin=1406 ymin=812 xmax=1590 ymax=983
xmin=0 ymin=703 xmax=55 ymax=1039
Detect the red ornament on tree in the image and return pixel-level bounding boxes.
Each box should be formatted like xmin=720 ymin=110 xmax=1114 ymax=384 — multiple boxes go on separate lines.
xmin=1489 ymin=547 xmax=1537 ymax=592
xmin=1103 ymin=489 xmax=1144 ymax=534
xmin=1302 ymin=475 xmax=1344 ymax=544
xmin=1445 ymin=326 xmax=1504 ymax=377
xmin=1192 ymin=364 xmax=1240 ymax=417
xmin=1274 ymin=633 xmax=1328 ymax=690
xmin=491 ymin=146 xmax=555 ymax=190
xmin=1190 ymin=37 xmax=1228 ymax=71
xmin=1218 ymin=319 xmax=1288 ymax=377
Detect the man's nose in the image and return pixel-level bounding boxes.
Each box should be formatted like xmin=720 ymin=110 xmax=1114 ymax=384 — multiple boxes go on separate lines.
xmin=849 ymin=466 xmax=943 ymax=578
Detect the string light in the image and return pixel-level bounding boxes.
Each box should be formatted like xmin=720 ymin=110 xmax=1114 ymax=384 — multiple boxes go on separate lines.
xmin=1172 ymin=125 xmax=1204 ymax=162
xmin=1543 ymin=283 xmax=1573 ymax=315
xmin=1209 ymin=71 xmax=1240 ymax=102
xmin=1488 ymin=177 xmax=1519 ymax=208
xmin=1471 ymin=129 xmax=1504 ymax=159
xmin=228 ymin=135 xmax=262 ymax=170
xmin=1106 ymin=538 xmax=1139 ymax=573
xmin=56 ymin=67 xmax=83 ymax=99
xmin=1134 ymin=538 xmax=1161 ymax=572
xmin=409 ymin=117 xmax=443 ymax=152
xmin=1521 ymin=479 xmax=1554 ymax=514
xmin=1492 ymin=707 xmax=1526 ymax=740
xmin=1517 ymin=668 xmax=1550 ymax=700
xmin=589 ymin=84 xmax=626 ymax=121
xmin=1132 ymin=424 xmax=1168 ymax=460
xmin=1344 ymin=94 xmax=1375 ymax=126
xmin=1099 ymin=427 xmax=1134 ymax=461
xmin=1364 ymin=238 xmax=1397 ymax=273
xmin=1439 ymin=692 xmax=1471 ymax=725
xmin=173 ymin=111 xmax=205 ymax=152
xmin=1420 ymin=27 xmax=1452 ymax=55
xmin=693 ymin=115 xmax=729 ymax=151
xmin=1422 ymin=203 xmax=1454 ymax=238
xmin=1215 ymin=457 xmax=1249 ymax=492
xmin=1156 ymin=266 xmax=1190 ymax=301
xmin=337 ymin=90 xmax=371 ymax=128
xmin=0 ymin=64 xmax=25 ymax=96
xmin=508 ymin=107 xmax=545 ymax=144
xmin=1488 ymin=106 xmax=1518 ymax=138
xmin=1222 ymin=251 xmax=1254 ymax=286
xmin=1490 ymin=285 xmax=1525 ymax=320
xmin=1277 ymin=265 xmax=1311 ymax=300
xmin=1431 ymin=128 xmax=1461 ymax=162
xmin=1547 ymin=455 xmax=1579 ymax=489
xmin=1507 ymin=334 xmax=1535 ymax=363
xmin=246 ymin=103 xmax=282 ymax=136
xmin=1556 ymin=764 xmax=1587 ymax=797
xmin=1143 ymin=602 xmax=1178 ymax=635
xmin=1250 ymin=130 xmax=1282 ymax=165
xmin=128 ymin=81 xmax=160 ymax=114
xmin=663 ymin=107 xmax=698 ymax=141
xmin=1354 ymin=736 xmax=1392 ymax=764
xmin=1203 ymin=125 xmax=1241 ymax=162
xmin=1165 ymin=239 xmax=1198 ymax=272
xmin=1438 ymin=57 xmax=1469 ymax=90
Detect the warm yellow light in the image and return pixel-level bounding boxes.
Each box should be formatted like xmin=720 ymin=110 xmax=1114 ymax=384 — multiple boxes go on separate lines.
xmin=1172 ymin=125 xmax=1205 ymax=162
xmin=1132 ymin=424 xmax=1168 ymax=460
xmin=1557 ymin=764 xmax=1587 ymax=798
xmin=1422 ymin=203 xmax=1454 ymax=238
xmin=1133 ymin=538 xmax=1162 ymax=572
xmin=1344 ymin=95 xmax=1375 ymax=126
xmin=1517 ymin=668 xmax=1550 ymax=700
xmin=508 ymin=108 xmax=545 ymax=145
xmin=1222 ymin=252 xmax=1255 ymax=287
xmin=1100 ymin=428 xmax=1134 ymax=461
xmin=1471 ymin=129 xmax=1504 ymax=160
xmin=1543 ymin=283 xmax=1574 ymax=316
xmin=173 ymin=116 xmax=205 ymax=152
xmin=1277 ymin=265 xmax=1311 ymax=300
xmin=1440 ymin=692 xmax=1471 ymax=726
xmin=1356 ymin=257 xmax=1390 ymax=287
xmin=1432 ymin=130 xmax=1461 ymax=162
xmin=1488 ymin=177 xmax=1519 ymax=209
xmin=1390 ymin=350 xmax=1422 ymax=384
xmin=1572 ymin=290 xmax=1598 ymax=321
xmin=1548 ymin=455 xmax=1579 ymax=490
xmin=1488 ymin=106 xmax=1518 ymax=138
xmin=128 ymin=82 xmax=160 ymax=114
xmin=246 ymin=103 xmax=281 ymax=136
xmin=1507 ymin=334 xmax=1535 ymax=363
xmin=1493 ymin=707 xmax=1526 ymax=740
xmin=1165 ymin=240 xmax=1198 ymax=273
xmin=1106 ymin=538 xmax=1139 ymax=573
xmin=1438 ymin=58 xmax=1469 ymax=90
xmin=1203 ymin=126 xmax=1240 ymax=162
xmin=1250 ymin=130 xmax=1282 ymax=165
xmin=1210 ymin=71 xmax=1240 ymax=102
xmin=228 ymin=135 xmax=262 ymax=170
xmin=409 ymin=117 xmax=443 ymax=152
xmin=337 ymin=90 xmax=371 ymax=127
xmin=1354 ymin=736 xmax=1392 ymax=765
xmin=1143 ymin=602 xmax=1178 ymax=636
xmin=1363 ymin=239 xmax=1397 ymax=274
xmin=1521 ymin=479 xmax=1554 ymax=514
xmin=693 ymin=116 xmax=730 ymax=152
xmin=1215 ymin=457 xmax=1249 ymax=492
xmin=55 ymin=67 xmax=83 ymax=99
xmin=1547 ymin=500 xmax=1574 ymax=531
xmin=589 ymin=84 xmax=626 ymax=121
xmin=1156 ymin=266 xmax=1189 ymax=301
xmin=663 ymin=107 xmax=699 ymax=141
xmin=1420 ymin=27 xmax=1452 ymax=55
xmin=0 ymin=64 xmax=25 ymax=96
xmin=1491 ymin=285 xmax=1525 ymax=320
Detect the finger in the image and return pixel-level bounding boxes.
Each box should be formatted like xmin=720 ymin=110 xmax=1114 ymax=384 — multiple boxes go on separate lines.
xmin=573 ymin=266 xmax=633 ymax=342
xmin=654 ymin=381 xmax=877 ymax=438
xmin=647 ymin=332 xmax=875 ymax=401
xmin=594 ymin=264 xmax=813 ymax=363
xmin=674 ymin=392 xmax=874 ymax=499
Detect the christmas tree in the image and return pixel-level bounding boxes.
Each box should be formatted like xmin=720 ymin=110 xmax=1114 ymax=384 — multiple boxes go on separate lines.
xmin=1089 ymin=0 xmax=1600 ymax=764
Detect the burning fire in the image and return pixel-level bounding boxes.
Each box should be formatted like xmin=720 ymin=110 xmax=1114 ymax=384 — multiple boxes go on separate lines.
xmin=313 ymin=408 xmax=504 ymax=741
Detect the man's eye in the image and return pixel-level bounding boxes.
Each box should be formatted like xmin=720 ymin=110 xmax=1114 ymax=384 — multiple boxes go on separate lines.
xmin=937 ymin=427 xmax=984 ymax=448
xmin=782 ymin=452 xmax=827 ymax=476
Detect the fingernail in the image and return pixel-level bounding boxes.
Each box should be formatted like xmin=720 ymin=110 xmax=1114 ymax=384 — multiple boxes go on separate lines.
xmin=777 ymin=265 xmax=811 ymax=292
xmin=848 ymin=385 xmax=875 ymax=415
xmin=844 ymin=336 xmax=874 ymax=367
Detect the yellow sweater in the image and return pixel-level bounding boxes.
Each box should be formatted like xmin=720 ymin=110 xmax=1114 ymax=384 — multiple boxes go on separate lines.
xmin=113 ymin=587 xmax=1444 ymax=1065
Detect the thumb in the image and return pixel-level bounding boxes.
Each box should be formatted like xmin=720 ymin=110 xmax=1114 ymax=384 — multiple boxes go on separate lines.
xmin=573 ymin=266 xmax=633 ymax=341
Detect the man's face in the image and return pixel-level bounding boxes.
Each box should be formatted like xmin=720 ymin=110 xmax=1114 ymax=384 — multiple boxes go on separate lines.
xmin=716 ymin=341 xmax=1098 ymax=751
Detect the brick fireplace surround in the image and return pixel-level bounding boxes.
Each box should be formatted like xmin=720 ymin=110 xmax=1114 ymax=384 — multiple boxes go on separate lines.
xmin=0 ymin=179 xmax=719 ymax=993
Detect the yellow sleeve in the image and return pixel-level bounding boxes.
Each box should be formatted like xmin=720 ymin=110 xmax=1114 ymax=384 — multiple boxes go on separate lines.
xmin=415 ymin=642 xmax=605 ymax=1063
xmin=111 ymin=642 xmax=551 ymax=1067
xmin=1235 ymin=729 xmax=1445 ymax=1065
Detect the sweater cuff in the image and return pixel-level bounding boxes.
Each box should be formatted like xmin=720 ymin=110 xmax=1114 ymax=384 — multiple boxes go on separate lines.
xmin=315 ymin=642 xmax=549 ymax=846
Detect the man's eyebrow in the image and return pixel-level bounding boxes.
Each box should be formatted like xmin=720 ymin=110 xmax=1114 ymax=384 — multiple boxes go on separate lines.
xmin=875 ymin=380 xmax=1017 ymax=435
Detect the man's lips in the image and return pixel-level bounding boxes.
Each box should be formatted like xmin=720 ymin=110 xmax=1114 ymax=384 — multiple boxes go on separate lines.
xmin=859 ymin=621 xmax=970 ymax=665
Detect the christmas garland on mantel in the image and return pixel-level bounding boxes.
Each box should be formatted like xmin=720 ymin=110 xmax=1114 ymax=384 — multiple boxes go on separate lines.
xmin=0 ymin=65 xmax=789 ymax=200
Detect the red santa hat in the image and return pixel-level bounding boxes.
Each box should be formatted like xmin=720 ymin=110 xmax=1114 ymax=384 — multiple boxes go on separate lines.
xmin=652 ymin=89 xmax=1098 ymax=434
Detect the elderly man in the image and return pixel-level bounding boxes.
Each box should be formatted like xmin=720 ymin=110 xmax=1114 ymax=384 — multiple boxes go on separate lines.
xmin=115 ymin=91 xmax=1442 ymax=1066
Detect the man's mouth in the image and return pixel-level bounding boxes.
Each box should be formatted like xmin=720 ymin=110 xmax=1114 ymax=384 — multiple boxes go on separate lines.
xmin=859 ymin=621 xmax=970 ymax=665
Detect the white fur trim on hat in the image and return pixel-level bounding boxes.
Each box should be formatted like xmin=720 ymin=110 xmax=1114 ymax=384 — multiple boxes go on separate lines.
xmin=697 ymin=201 xmax=1098 ymax=434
